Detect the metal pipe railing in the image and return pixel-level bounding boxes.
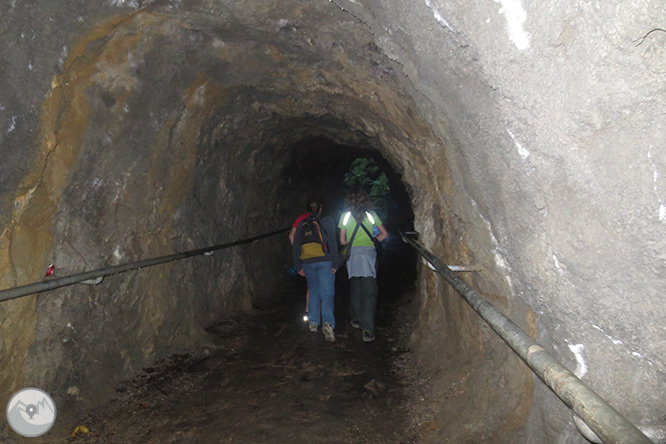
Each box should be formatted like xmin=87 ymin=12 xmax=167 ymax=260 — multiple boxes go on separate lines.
xmin=400 ymin=231 xmax=654 ymax=444
xmin=0 ymin=227 xmax=290 ymax=304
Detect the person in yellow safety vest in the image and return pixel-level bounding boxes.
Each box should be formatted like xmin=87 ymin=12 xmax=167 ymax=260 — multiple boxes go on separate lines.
xmin=338 ymin=188 xmax=388 ymax=342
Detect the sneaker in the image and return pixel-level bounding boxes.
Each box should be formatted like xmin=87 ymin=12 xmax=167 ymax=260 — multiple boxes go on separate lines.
xmin=308 ymin=322 xmax=318 ymax=332
xmin=322 ymin=322 xmax=336 ymax=342
xmin=362 ymin=330 xmax=375 ymax=342
xmin=350 ymin=318 xmax=361 ymax=329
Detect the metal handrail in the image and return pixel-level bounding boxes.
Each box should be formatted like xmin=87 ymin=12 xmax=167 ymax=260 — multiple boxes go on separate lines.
xmin=0 ymin=227 xmax=290 ymax=304
xmin=400 ymin=231 xmax=654 ymax=444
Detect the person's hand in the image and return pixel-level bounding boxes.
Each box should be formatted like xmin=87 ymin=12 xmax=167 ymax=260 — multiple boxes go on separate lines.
xmin=332 ymin=268 xmax=337 ymax=274
xmin=298 ymin=269 xmax=305 ymax=277
xmin=376 ymin=224 xmax=389 ymax=242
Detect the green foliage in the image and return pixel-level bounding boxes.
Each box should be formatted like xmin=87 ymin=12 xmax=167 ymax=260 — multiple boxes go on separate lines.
xmin=343 ymin=158 xmax=390 ymax=221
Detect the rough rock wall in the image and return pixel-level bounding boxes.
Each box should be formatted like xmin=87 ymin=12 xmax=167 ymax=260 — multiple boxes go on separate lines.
xmin=336 ymin=0 xmax=666 ymax=442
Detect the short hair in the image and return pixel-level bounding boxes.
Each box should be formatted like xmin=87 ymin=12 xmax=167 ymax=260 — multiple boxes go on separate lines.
xmin=306 ymin=196 xmax=323 ymax=214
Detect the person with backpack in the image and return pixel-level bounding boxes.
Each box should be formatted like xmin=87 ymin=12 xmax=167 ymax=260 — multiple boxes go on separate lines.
xmin=292 ymin=197 xmax=340 ymax=342
xmin=289 ymin=206 xmax=314 ymax=320
xmin=338 ymin=188 xmax=388 ymax=342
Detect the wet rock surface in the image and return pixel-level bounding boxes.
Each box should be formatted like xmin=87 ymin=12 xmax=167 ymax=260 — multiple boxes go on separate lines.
xmin=45 ymin=276 xmax=417 ymax=444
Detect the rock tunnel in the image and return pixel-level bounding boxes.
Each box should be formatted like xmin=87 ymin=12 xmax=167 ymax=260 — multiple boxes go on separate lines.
xmin=1 ymin=1 xmax=665 ymax=443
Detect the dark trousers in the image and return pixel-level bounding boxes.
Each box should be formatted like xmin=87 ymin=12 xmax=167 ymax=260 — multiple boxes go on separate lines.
xmin=350 ymin=276 xmax=377 ymax=334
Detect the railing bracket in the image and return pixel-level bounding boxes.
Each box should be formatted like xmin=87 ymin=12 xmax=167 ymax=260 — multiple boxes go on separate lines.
xmin=80 ymin=276 xmax=104 ymax=286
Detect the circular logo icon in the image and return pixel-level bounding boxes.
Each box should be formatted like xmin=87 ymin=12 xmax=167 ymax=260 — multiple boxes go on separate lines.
xmin=6 ymin=388 xmax=56 ymax=437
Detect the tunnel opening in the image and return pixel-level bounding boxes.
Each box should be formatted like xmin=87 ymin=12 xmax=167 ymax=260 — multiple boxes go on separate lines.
xmin=273 ymin=134 xmax=419 ymax=319
xmin=278 ymin=134 xmax=418 ymax=290
xmin=281 ymin=136 xmax=415 ymax=229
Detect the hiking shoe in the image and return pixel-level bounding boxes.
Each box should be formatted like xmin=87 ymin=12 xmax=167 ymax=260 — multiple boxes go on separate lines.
xmin=350 ymin=318 xmax=361 ymax=329
xmin=322 ymin=322 xmax=336 ymax=342
xmin=308 ymin=322 xmax=318 ymax=332
xmin=362 ymin=330 xmax=375 ymax=342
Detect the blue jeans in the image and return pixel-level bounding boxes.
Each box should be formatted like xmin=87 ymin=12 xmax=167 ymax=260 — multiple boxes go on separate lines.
xmin=302 ymin=261 xmax=336 ymax=328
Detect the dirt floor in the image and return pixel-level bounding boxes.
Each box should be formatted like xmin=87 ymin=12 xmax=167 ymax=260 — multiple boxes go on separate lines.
xmin=45 ymin=256 xmax=420 ymax=444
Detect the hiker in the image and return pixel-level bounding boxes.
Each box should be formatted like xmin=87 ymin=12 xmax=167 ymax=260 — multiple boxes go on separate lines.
xmin=289 ymin=205 xmax=313 ymax=319
xmin=292 ymin=197 xmax=339 ymax=342
xmin=338 ymin=188 xmax=388 ymax=342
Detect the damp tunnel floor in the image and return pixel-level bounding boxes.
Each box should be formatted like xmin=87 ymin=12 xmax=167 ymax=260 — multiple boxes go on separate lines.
xmin=35 ymin=240 xmax=420 ymax=444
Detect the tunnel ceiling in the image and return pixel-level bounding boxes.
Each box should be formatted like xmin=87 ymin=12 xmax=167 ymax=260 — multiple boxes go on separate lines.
xmin=31 ymin=1 xmax=437 ymax=250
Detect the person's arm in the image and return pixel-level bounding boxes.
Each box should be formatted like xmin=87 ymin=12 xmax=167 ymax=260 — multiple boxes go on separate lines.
xmin=290 ymin=213 xmax=309 ymax=245
xmin=325 ymin=219 xmax=339 ymax=272
xmin=292 ymin=223 xmax=303 ymax=274
xmin=339 ymin=228 xmax=347 ymax=246
xmin=376 ymin=224 xmax=389 ymax=242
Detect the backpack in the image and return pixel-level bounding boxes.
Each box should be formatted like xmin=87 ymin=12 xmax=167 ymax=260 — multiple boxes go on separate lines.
xmin=299 ymin=216 xmax=328 ymax=260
